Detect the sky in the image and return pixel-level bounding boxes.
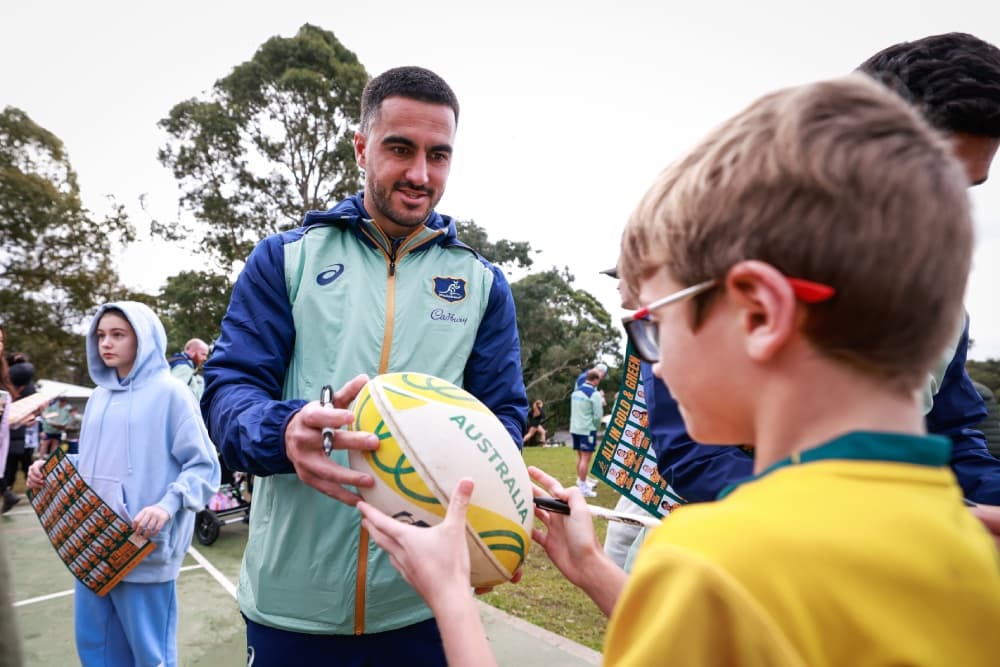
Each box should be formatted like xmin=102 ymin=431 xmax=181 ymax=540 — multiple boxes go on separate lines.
xmin=4 ymin=1 xmax=1000 ymax=358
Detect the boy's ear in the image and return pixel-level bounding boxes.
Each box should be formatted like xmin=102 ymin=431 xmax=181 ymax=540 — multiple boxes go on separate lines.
xmin=724 ymin=260 xmax=798 ymax=361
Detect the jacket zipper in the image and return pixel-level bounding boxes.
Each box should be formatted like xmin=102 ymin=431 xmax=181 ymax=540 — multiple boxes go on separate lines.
xmin=352 ymin=225 xmax=442 ymax=634
xmin=355 ymin=232 xmax=401 ymax=635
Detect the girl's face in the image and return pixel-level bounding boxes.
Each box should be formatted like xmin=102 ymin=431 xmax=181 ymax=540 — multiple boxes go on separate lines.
xmin=96 ymin=312 xmax=137 ymax=379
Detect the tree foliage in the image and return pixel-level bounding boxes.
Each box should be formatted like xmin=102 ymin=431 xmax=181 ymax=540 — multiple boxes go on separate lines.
xmin=967 ymin=358 xmax=1000 ymax=398
xmin=157 ymin=270 xmax=233 ymax=353
xmin=0 ymin=106 xmax=135 ymax=383
xmin=157 ymin=24 xmax=368 ymax=270
xmin=512 ymin=267 xmax=622 ymax=430
xmin=456 ymin=219 xmax=534 ymax=269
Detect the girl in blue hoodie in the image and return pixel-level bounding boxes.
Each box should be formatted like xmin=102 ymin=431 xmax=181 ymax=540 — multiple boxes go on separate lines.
xmin=28 ymin=301 xmax=220 ymax=667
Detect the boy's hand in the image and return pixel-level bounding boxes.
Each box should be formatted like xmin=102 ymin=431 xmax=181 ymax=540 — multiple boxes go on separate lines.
xmin=359 ymin=478 xmax=475 ymax=611
xmin=529 ymin=465 xmax=628 ymax=617
xmin=132 ymin=506 xmax=170 ymax=538
xmin=26 ymin=460 xmax=46 ymax=491
xmin=528 ymin=466 xmax=605 ymax=588
xmin=285 ymin=374 xmax=379 ymax=506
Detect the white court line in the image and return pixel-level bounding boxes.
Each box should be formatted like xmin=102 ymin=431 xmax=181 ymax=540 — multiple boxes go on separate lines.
xmin=1 ymin=508 xmax=37 ymax=518
xmin=12 ymin=564 xmax=204 ymax=607
xmin=187 ymin=545 xmax=237 ymax=600
xmin=13 ymin=588 xmax=74 ymax=607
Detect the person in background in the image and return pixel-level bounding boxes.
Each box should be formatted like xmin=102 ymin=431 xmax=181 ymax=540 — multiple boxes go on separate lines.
xmin=63 ymin=405 xmax=82 ymax=455
xmin=575 ymin=362 xmax=608 ymax=390
xmin=570 ymin=370 xmax=604 ymax=497
xmin=0 ymin=330 xmax=12 ymax=513
xmin=39 ymin=396 xmax=72 ymax=458
xmin=28 ymin=302 xmax=219 ymax=667
xmin=2 ymin=353 xmax=37 ymax=513
xmin=168 ymin=338 xmax=209 ymax=400
xmin=522 ymin=399 xmax=548 ymax=446
xmin=0 ymin=326 xmax=19 ymax=663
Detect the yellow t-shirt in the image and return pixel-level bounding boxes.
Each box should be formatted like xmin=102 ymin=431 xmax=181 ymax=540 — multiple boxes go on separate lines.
xmin=604 ymin=432 xmax=1000 ymax=666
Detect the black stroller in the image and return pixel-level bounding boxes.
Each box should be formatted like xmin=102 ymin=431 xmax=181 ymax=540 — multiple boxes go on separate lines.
xmin=195 ymin=465 xmax=252 ymax=546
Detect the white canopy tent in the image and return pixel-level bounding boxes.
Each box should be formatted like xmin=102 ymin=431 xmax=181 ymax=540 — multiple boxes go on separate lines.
xmin=35 ymin=378 xmax=94 ymax=413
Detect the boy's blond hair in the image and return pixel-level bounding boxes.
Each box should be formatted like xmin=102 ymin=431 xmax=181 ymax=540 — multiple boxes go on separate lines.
xmin=620 ymin=75 xmax=972 ymax=391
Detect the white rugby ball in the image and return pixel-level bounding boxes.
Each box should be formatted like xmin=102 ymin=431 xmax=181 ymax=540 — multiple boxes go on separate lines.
xmin=349 ymin=372 xmax=532 ymax=587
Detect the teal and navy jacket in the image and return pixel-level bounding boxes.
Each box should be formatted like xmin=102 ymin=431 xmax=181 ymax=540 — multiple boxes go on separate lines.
xmin=570 ymin=383 xmax=603 ymax=435
xmin=202 ymin=194 xmax=527 ymax=635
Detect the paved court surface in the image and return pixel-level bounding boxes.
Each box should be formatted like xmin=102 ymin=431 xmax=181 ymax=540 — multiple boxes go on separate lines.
xmin=2 ymin=504 xmax=600 ymax=666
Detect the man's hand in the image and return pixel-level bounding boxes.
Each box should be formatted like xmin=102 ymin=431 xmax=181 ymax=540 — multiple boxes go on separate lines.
xmin=285 ymin=374 xmax=379 ymax=506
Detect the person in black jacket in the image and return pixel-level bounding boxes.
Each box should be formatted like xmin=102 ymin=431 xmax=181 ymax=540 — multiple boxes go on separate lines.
xmin=523 ymin=399 xmax=547 ymax=445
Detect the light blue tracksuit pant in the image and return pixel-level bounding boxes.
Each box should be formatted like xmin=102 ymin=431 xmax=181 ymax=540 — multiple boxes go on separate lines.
xmin=74 ymin=579 xmax=177 ymax=667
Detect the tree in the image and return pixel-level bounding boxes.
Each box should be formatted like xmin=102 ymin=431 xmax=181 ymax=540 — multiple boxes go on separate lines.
xmin=967 ymin=358 xmax=1000 ymax=397
xmin=157 ymin=24 xmax=368 ymax=271
xmin=157 ymin=270 xmax=233 ymax=353
xmin=456 ymin=219 xmax=534 ymax=269
xmin=0 ymin=106 xmax=135 ymax=383
xmin=512 ymin=267 xmax=622 ymax=430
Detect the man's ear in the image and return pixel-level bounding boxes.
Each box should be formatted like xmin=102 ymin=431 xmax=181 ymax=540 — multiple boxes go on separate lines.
xmin=724 ymin=260 xmax=798 ymax=361
xmin=354 ymin=131 xmax=367 ymax=170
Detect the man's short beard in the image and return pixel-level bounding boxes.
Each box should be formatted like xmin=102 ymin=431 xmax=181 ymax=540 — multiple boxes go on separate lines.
xmin=370 ymin=179 xmax=437 ymax=230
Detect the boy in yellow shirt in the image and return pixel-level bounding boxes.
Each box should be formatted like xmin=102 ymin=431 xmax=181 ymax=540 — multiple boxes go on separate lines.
xmin=358 ymin=73 xmax=1000 ymax=665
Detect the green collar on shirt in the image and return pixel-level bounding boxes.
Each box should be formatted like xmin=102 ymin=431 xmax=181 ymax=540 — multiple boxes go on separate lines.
xmin=717 ymin=431 xmax=951 ymax=500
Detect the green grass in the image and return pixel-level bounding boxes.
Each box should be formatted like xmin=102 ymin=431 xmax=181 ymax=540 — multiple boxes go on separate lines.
xmin=479 ymin=446 xmax=618 ymax=652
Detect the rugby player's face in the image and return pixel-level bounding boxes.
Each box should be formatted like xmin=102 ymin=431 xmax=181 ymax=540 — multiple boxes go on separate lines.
xmin=355 ymin=96 xmax=456 ymax=238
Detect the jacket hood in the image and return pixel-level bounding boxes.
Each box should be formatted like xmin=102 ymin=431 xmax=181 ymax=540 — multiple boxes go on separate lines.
xmin=87 ymin=301 xmax=169 ymax=390
xmin=303 ymin=192 xmax=458 ymax=244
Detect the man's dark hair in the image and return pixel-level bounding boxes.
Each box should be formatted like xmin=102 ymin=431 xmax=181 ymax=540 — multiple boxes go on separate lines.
xmin=359 ymin=66 xmax=459 ymax=133
xmin=858 ymin=32 xmax=1000 ymax=137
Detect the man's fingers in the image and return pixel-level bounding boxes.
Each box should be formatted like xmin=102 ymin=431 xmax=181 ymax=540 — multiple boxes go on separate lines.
xmin=328 ymin=430 xmax=378 ymax=453
xmin=298 ymin=403 xmax=356 ymax=431
xmin=304 ymin=474 xmax=365 ymax=505
xmin=290 ymin=407 xmax=377 ymax=452
xmin=294 ymin=457 xmax=371 ymax=505
xmin=334 ymin=374 xmax=371 ymax=409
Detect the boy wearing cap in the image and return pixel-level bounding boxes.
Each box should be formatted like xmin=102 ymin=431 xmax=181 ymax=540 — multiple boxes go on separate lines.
xmin=358 ymin=74 xmax=1000 ymax=665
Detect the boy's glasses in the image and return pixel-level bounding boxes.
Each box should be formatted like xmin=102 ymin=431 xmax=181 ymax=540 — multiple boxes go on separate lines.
xmin=622 ymin=277 xmax=835 ymax=364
